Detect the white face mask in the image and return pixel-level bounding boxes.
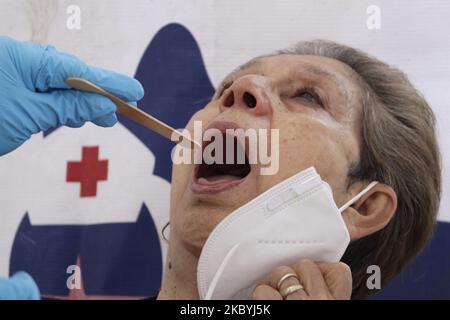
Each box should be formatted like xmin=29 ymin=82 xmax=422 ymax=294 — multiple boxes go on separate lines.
xmin=197 ymin=166 xmax=378 ymax=300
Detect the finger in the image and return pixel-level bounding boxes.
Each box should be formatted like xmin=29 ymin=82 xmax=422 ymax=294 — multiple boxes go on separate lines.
xmin=252 ymin=285 xmax=283 ymax=300
xmin=263 ymin=266 xmax=308 ymax=299
xmin=91 ymin=112 xmax=118 ymax=127
xmin=292 ymin=259 xmax=332 ymax=300
xmin=317 ymin=262 xmax=352 ymax=300
xmin=10 ymin=272 xmax=40 ymax=300
xmin=27 ymin=90 xmax=117 ymax=131
xmin=273 ymin=267 xmax=309 ymax=300
xmin=264 ymin=266 xmax=300 ymax=291
xmin=0 ymin=37 xmax=48 ymax=92
xmin=33 ymin=46 xmax=144 ymax=102
xmin=0 ymin=272 xmax=40 ymax=300
xmin=285 ymin=290 xmax=309 ymax=300
xmin=91 ymin=100 xmax=136 ymax=127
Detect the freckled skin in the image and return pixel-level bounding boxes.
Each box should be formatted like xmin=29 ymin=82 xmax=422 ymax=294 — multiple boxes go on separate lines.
xmin=161 ymin=55 xmax=365 ymax=299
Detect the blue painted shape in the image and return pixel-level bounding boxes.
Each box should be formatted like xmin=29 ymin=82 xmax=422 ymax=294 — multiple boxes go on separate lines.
xmin=9 ymin=213 xmax=80 ymax=295
xmin=10 ymin=205 xmax=162 ymax=297
xmin=80 ymin=204 xmax=162 ymax=296
xmin=118 ymin=23 xmax=215 ymax=182
xmin=373 ymin=221 xmax=450 ymax=299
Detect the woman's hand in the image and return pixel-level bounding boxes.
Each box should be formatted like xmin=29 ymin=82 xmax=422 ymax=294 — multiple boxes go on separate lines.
xmin=252 ymin=259 xmax=352 ymax=300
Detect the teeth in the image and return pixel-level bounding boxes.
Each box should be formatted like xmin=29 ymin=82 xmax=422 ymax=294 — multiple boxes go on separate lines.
xmin=198 ymin=177 xmax=210 ymax=184
xmin=198 ymin=175 xmax=241 ymax=185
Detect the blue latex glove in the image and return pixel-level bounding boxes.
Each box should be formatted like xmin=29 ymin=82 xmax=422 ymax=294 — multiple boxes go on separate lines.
xmin=0 ymin=36 xmax=144 ymax=156
xmin=0 ymin=272 xmax=40 ymax=300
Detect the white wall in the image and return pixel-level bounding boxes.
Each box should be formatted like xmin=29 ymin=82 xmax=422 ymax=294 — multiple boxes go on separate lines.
xmin=1 ymin=0 xmax=449 ymax=221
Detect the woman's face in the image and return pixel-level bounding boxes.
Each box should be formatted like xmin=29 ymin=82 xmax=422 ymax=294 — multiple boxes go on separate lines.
xmin=170 ymin=54 xmax=365 ymax=255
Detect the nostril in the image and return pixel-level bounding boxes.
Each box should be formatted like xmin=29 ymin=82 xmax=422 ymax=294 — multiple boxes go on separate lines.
xmin=243 ymin=92 xmax=257 ymax=108
xmin=223 ymin=91 xmax=234 ymax=107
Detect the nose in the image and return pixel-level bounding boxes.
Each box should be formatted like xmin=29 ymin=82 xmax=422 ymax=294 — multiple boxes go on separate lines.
xmin=219 ymin=75 xmax=271 ymax=116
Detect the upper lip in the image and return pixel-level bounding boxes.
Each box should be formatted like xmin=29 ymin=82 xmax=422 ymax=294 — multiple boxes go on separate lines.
xmin=204 ymin=120 xmax=248 ymax=137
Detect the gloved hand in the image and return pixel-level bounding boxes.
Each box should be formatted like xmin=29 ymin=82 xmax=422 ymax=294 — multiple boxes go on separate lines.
xmin=0 ymin=36 xmax=144 ymax=156
xmin=0 ymin=272 xmax=40 ymax=300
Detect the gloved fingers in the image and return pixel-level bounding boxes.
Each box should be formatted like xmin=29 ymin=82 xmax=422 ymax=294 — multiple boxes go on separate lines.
xmin=0 ymin=36 xmax=144 ymax=103
xmin=0 ymin=272 xmax=40 ymax=300
xmin=0 ymin=36 xmax=49 ymax=91
xmin=91 ymin=100 xmax=136 ymax=127
xmin=27 ymin=89 xmax=118 ymax=131
xmin=91 ymin=112 xmax=118 ymax=127
xmin=11 ymin=272 xmax=40 ymax=300
xmin=33 ymin=45 xmax=144 ymax=102
xmin=66 ymin=112 xmax=117 ymax=128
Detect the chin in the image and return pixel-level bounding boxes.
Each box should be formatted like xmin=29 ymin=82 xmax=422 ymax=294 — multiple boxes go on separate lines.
xmin=175 ymin=204 xmax=229 ymax=256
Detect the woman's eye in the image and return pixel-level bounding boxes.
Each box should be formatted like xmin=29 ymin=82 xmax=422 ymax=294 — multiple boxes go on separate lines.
xmin=295 ymin=88 xmax=323 ymax=107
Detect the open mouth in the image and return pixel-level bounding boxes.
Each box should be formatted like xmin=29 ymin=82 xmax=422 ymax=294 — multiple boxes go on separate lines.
xmin=192 ymin=131 xmax=251 ymax=194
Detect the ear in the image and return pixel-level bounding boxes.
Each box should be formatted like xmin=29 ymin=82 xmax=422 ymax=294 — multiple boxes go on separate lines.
xmin=342 ymin=183 xmax=397 ymax=241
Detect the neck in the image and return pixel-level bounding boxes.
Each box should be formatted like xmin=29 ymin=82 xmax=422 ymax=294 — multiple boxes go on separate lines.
xmin=157 ymin=235 xmax=200 ymax=300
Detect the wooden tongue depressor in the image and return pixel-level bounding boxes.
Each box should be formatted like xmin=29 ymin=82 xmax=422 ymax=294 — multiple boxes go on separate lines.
xmin=65 ymin=77 xmax=200 ymax=149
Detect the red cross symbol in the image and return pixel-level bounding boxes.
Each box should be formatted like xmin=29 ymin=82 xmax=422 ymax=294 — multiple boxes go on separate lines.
xmin=66 ymin=146 xmax=108 ymax=197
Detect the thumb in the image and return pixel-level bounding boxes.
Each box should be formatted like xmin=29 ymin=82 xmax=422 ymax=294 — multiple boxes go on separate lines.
xmin=317 ymin=262 xmax=352 ymax=300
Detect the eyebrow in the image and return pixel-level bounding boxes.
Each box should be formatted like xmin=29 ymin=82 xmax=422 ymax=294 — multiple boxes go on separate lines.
xmin=216 ymin=60 xmax=349 ymax=101
xmin=303 ymin=64 xmax=338 ymax=81
xmin=281 ymin=62 xmax=344 ymax=91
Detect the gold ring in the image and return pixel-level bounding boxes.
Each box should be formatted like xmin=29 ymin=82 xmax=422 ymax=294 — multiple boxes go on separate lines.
xmin=276 ymin=273 xmax=298 ymax=291
xmin=280 ymin=284 xmax=305 ymax=299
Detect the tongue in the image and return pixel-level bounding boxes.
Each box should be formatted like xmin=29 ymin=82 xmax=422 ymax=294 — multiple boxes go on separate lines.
xmin=198 ymin=175 xmax=242 ymax=184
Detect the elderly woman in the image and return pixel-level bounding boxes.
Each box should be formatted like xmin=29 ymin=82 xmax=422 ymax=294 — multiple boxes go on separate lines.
xmin=0 ymin=37 xmax=441 ymax=300
xmin=157 ymin=40 xmax=441 ymax=300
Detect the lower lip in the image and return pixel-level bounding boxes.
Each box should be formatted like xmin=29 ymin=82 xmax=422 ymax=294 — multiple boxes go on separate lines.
xmin=191 ymin=175 xmax=247 ymax=195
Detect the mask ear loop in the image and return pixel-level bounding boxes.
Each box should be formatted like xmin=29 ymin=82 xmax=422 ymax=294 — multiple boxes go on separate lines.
xmin=339 ymin=181 xmax=379 ymax=213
